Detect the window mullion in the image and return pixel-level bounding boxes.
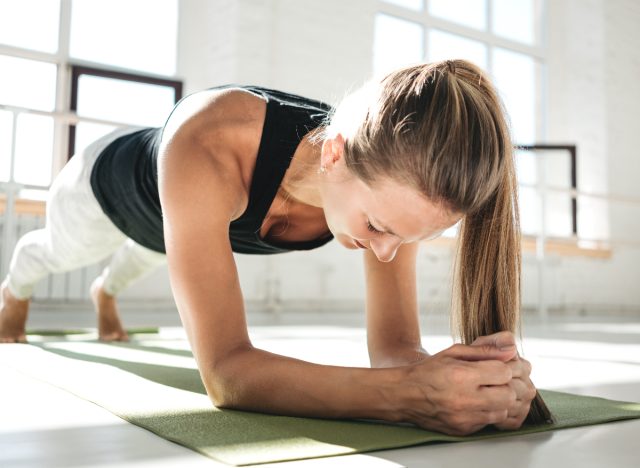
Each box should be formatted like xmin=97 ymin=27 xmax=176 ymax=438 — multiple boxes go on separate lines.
xmin=53 ymin=0 xmax=73 ymax=177
xmin=0 ymin=44 xmax=56 ymax=63
xmin=379 ymin=1 xmax=545 ymax=60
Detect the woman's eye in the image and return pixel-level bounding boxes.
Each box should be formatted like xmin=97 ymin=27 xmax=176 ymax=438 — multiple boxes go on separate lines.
xmin=367 ymin=220 xmax=382 ymax=234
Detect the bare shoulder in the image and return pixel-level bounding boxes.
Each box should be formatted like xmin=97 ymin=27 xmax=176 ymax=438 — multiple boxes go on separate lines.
xmin=162 ymin=87 xmax=266 ymax=141
xmin=159 ymin=87 xmax=267 ymax=221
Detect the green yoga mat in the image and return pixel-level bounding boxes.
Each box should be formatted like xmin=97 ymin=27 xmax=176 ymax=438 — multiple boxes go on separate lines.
xmin=2 ymin=337 xmax=639 ymax=466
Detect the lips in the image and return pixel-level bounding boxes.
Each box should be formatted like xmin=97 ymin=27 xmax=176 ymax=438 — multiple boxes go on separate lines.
xmin=354 ymin=239 xmax=367 ymax=249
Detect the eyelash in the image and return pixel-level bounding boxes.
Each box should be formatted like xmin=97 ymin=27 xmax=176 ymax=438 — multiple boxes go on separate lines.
xmin=366 ymin=220 xmax=383 ymax=234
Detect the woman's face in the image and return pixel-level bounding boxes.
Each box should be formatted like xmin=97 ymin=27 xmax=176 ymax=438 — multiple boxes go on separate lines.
xmin=319 ymin=135 xmax=462 ymax=262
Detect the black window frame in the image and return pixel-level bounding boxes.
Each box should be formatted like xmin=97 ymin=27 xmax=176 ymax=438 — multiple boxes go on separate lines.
xmin=68 ymin=65 xmax=183 ymax=159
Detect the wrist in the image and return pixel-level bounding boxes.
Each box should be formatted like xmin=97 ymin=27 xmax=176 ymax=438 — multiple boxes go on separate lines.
xmin=365 ymin=365 xmax=412 ymax=422
xmin=370 ymin=347 xmax=430 ymax=368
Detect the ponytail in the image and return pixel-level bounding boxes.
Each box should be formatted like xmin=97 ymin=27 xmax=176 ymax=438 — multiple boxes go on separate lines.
xmin=453 ymin=147 xmax=553 ymax=425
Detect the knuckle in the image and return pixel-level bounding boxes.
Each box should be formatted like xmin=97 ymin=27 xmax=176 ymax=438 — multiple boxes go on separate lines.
xmin=481 ymin=344 xmax=496 ymax=355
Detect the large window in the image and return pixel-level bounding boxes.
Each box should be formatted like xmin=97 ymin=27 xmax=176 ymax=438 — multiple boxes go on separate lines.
xmin=374 ymin=0 xmax=566 ymax=239
xmin=0 ymin=0 xmax=181 ymax=194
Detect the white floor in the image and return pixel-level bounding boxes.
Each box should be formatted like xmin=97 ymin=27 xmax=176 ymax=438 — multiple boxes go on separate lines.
xmin=1 ymin=310 xmax=639 ymax=468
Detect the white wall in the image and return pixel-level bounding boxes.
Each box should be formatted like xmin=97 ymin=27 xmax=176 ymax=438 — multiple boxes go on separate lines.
xmin=540 ymin=0 xmax=640 ymax=313
xmin=118 ymin=0 xmax=640 ymax=316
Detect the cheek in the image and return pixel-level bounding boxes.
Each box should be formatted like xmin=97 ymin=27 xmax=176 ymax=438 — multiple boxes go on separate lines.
xmin=346 ymin=216 xmax=370 ymax=238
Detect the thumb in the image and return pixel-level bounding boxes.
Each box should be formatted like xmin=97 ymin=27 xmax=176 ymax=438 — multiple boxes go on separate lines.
xmin=445 ymin=342 xmax=517 ymax=362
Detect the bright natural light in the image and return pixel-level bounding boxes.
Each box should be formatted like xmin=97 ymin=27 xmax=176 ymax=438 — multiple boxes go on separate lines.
xmin=493 ymin=0 xmax=536 ymax=45
xmin=13 ymin=113 xmax=54 ymax=187
xmin=492 ymin=47 xmax=537 ymax=144
xmin=427 ymin=29 xmax=488 ymax=70
xmin=0 ymin=55 xmax=57 ymax=112
xmin=429 ymin=0 xmax=487 ymax=30
xmin=76 ymin=75 xmax=177 ymax=128
xmin=69 ymin=0 xmax=178 ymax=75
xmin=373 ymin=13 xmax=424 ymax=77
xmin=381 ymin=0 xmax=424 ymax=11
xmin=0 ymin=0 xmax=60 ymax=53
xmin=0 ymin=110 xmax=12 ymax=182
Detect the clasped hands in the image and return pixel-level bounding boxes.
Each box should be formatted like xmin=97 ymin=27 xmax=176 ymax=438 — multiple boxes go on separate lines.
xmin=403 ymin=331 xmax=537 ymax=436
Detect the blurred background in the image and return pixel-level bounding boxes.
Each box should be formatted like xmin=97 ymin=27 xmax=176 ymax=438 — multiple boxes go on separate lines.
xmin=0 ymin=0 xmax=638 ymax=331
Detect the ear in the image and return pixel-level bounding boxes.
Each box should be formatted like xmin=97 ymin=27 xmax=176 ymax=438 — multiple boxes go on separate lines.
xmin=320 ymin=133 xmax=345 ymax=171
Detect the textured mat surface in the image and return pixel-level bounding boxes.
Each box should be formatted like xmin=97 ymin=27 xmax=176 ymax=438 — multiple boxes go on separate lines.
xmin=2 ymin=338 xmax=639 ymax=466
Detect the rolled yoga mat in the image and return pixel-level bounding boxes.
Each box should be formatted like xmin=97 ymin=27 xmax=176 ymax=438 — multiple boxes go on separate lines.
xmin=1 ymin=337 xmax=639 ymax=466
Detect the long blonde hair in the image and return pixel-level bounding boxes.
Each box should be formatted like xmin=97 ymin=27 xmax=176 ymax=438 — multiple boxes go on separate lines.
xmin=326 ymin=59 xmax=552 ymax=425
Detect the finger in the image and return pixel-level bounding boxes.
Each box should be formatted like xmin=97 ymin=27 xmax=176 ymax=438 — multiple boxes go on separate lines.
xmin=470 ymin=331 xmax=517 ymax=350
xmin=469 ymin=360 xmax=513 ymax=386
xmin=481 ymin=409 xmax=509 ymax=425
xmin=444 ymin=343 xmax=518 ymax=363
xmin=508 ymin=357 xmax=532 ymax=379
xmin=476 ymin=384 xmax=517 ymax=411
xmin=496 ymin=405 xmax=531 ymax=430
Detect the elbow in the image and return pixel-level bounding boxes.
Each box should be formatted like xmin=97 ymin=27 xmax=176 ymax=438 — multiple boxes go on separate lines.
xmin=206 ymin=378 xmax=242 ymax=410
xmin=201 ymin=345 xmax=254 ymax=410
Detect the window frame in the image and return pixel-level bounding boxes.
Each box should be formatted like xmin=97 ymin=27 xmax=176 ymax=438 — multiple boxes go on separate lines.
xmin=68 ymin=65 xmax=182 ymax=159
xmin=0 ymin=0 xmax=183 ymax=186
xmin=375 ymin=1 xmax=583 ymax=239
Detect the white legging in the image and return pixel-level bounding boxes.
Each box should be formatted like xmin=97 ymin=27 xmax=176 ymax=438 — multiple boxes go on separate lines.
xmin=5 ymin=127 xmax=166 ymax=300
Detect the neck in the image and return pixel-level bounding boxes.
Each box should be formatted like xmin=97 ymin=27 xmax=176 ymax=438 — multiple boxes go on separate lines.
xmin=281 ymin=131 xmax=324 ymax=208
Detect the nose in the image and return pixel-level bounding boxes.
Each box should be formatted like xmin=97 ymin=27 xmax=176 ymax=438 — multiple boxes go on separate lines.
xmin=369 ymin=236 xmax=402 ymax=262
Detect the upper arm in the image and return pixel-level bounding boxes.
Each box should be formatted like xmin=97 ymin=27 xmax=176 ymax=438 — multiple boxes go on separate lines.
xmin=364 ymin=242 xmax=422 ymax=358
xmin=157 ymin=92 xmax=257 ymax=394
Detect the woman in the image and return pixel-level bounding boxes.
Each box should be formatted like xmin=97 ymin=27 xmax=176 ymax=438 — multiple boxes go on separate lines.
xmin=0 ymin=59 xmax=551 ymax=434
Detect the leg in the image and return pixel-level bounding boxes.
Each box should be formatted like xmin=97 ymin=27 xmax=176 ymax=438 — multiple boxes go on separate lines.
xmin=0 ymin=127 xmax=140 ymax=343
xmin=90 ymin=239 xmax=166 ymax=341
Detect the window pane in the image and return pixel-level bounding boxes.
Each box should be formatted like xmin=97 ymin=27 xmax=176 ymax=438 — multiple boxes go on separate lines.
xmin=0 ymin=110 xmax=12 ymax=182
xmin=0 ymin=55 xmax=57 ymax=111
xmin=491 ymin=48 xmax=536 ymax=144
xmin=373 ymin=14 xmax=424 ymax=76
xmin=14 ymin=113 xmax=54 ymax=186
xmin=381 ymin=0 xmax=423 ymax=11
xmin=429 ymin=0 xmax=487 ymax=30
xmin=578 ymin=196 xmax=608 ymax=241
xmin=70 ymin=0 xmax=178 ymax=75
xmin=427 ymin=29 xmax=488 ymax=70
xmin=74 ymin=122 xmax=117 ymax=155
xmin=492 ymin=0 xmax=536 ymax=45
xmin=544 ymin=192 xmax=572 ymax=237
xmin=543 ymin=149 xmax=572 ymax=189
xmin=515 ymin=149 xmax=537 ymax=185
xmin=0 ymin=0 xmax=60 ymax=53
xmin=76 ymin=75 xmax=177 ymax=127
xmin=519 ymin=186 xmax=540 ymax=235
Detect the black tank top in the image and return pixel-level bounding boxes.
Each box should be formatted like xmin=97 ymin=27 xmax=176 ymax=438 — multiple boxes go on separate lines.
xmin=90 ymin=85 xmax=334 ymax=254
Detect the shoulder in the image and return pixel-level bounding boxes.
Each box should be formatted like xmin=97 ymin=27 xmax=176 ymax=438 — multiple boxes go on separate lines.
xmin=159 ymin=87 xmax=268 ymax=220
xmin=162 ymin=87 xmax=267 ymax=147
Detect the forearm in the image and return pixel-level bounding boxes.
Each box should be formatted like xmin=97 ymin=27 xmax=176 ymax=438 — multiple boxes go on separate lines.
xmin=203 ymin=345 xmax=407 ymax=422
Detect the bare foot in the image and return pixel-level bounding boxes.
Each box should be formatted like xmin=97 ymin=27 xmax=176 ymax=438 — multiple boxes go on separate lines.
xmin=0 ymin=281 xmax=29 ymax=343
xmin=90 ymin=277 xmax=129 ymax=342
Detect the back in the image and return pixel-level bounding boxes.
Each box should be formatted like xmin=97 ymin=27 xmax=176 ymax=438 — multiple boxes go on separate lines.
xmin=89 ymin=85 xmax=333 ymax=254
